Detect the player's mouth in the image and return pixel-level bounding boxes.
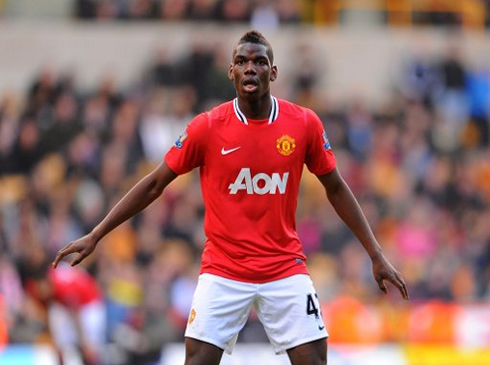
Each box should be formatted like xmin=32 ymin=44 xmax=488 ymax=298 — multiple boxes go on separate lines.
xmin=242 ymin=79 xmax=258 ymax=93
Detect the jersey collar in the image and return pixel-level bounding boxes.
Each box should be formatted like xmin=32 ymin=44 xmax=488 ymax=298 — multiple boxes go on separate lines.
xmin=233 ymin=96 xmax=279 ymax=125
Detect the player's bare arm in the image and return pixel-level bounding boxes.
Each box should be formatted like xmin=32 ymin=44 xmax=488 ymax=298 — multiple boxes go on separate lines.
xmin=317 ymin=167 xmax=410 ymax=300
xmin=52 ymin=162 xmax=178 ymax=268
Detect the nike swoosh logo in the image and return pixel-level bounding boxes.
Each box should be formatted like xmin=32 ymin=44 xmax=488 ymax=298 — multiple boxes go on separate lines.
xmin=221 ymin=146 xmax=241 ymax=155
xmin=318 ymin=325 xmax=325 ymax=331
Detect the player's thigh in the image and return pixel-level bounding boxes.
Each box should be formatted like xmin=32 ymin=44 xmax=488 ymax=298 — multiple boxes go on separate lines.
xmin=287 ymin=338 xmax=328 ymax=365
xmin=78 ymin=300 xmax=107 ymax=349
xmin=255 ymin=274 xmax=328 ymax=354
xmin=185 ymin=274 xmax=256 ymax=353
xmin=48 ymin=303 xmax=78 ymax=347
xmin=184 ymin=337 xmax=224 ymax=365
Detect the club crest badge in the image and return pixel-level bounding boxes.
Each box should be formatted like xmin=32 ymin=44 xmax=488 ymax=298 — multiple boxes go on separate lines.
xmin=188 ymin=308 xmax=196 ymax=324
xmin=276 ymin=135 xmax=296 ymax=156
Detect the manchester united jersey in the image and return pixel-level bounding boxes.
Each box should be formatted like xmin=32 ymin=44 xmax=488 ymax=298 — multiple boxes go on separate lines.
xmin=165 ymin=97 xmax=336 ymax=283
xmin=49 ymin=265 xmax=102 ymax=309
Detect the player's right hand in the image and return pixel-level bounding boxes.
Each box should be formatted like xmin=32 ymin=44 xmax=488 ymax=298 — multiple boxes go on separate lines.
xmin=52 ymin=234 xmax=97 ymax=268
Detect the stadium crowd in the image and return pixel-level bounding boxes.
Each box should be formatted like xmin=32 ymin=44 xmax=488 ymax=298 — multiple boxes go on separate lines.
xmin=74 ymin=0 xmax=302 ymax=24
xmin=71 ymin=0 xmax=490 ymax=29
xmin=0 ymin=33 xmax=489 ymax=364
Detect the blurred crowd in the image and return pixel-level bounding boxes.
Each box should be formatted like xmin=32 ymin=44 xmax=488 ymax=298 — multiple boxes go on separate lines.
xmin=72 ymin=0 xmax=490 ymax=29
xmin=74 ymin=0 xmax=302 ymax=26
xmin=0 ymin=33 xmax=489 ymax=364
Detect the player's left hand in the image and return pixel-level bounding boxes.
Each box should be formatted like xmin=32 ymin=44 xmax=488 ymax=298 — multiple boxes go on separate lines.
xmin=371 ymin=254 xmax=410 ymax=300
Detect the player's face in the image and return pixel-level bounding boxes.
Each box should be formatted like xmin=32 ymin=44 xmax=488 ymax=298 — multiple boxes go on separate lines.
xmin=229 ymin=43 xmax=277 ymax=101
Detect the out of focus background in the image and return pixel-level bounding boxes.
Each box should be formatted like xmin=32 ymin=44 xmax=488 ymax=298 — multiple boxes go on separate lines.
xmin=0 ymin=1 xmax=489 ymax=364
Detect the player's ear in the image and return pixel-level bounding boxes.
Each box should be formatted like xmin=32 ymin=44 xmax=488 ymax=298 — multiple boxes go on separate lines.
xmin=228 ymin=64 xmax=234 ymax=81
xmin=270 ymin=65 xmax=278 ymax=82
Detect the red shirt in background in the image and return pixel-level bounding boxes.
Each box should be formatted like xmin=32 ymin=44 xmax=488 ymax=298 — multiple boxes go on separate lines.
xmin=48 ymin=264 xmax=102 ymax=309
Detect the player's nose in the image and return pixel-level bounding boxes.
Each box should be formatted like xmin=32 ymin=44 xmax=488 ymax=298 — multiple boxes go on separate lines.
xmin=244 ymin=61 xmax=256 ymax=74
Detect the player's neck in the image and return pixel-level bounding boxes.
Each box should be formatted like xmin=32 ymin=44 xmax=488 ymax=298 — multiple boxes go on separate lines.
xmin=237 ymin=94 xmax=272 ymax=120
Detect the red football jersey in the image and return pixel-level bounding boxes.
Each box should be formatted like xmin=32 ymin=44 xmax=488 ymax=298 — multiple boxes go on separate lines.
xmin=48 ymin=265 xmax=102 ymax=309
xmin=165 ymin=97 xmax=336 ymax=283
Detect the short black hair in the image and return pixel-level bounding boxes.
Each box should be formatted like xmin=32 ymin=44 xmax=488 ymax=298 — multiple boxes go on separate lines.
xmin=235 ymin=30 xmax=274 ymax=64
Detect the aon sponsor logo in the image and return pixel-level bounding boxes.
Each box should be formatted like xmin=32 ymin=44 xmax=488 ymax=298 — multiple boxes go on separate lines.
xmin=229 ymin=168 xmax=289 ymax=195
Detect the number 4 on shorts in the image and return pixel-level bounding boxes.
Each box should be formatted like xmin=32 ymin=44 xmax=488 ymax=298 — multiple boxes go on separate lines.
xmin=306 ymin=293 xmax=320 ymax=319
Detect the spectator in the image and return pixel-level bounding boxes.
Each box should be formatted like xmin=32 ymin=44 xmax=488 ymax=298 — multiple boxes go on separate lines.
xmin=433 ymin=41 xmax=470 ymax=152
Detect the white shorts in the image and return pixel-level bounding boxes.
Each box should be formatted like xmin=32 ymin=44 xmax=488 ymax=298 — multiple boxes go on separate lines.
xmin=49 ymin=300 xmax=106 ymax=352
xmin=184 ymin=273 xmax=328 ymax=355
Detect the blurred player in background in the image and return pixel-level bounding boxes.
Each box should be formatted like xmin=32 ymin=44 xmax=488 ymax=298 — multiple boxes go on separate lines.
xmin=53 ymin=30 xmax=409 ymax=365
xmin=26 ymin=261 xmax=106 ymax=365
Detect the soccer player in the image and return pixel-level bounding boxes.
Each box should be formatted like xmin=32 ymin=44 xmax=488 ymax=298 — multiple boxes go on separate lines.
xmin=26 ymin=262 xmax=106 ymax=365
xmin=53 ymin=30 xmax=409 ymax=365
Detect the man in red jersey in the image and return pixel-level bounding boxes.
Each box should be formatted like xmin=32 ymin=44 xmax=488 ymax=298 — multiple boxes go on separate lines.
xmin=26 ymin=263 xmax=106 ymax=365
xmin=53 ymin=30 xmax=409 ymax=365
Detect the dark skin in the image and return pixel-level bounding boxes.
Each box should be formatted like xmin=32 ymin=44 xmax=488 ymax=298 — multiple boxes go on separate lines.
xmin=53 ymin=41 xmax=409 ymax=365
xmin=228 ymin=42 xmax=277 ymax=118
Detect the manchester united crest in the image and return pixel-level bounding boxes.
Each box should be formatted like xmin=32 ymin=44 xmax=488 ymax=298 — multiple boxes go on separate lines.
xmin=276 ymin=135 xmax=296 ymax=156
xmin=188 ymin=308 xmax=196 ymax=324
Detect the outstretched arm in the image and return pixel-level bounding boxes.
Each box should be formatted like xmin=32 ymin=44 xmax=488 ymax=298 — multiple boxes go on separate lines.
xmin=52 ymin=162 xmax=178 ymax=267
xmin=317 ymin=167 xmax=409 ymax=300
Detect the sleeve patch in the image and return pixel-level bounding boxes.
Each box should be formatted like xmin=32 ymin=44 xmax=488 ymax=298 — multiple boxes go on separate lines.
xmin=322 ymin=130 xmax=331 ymax=150
xmin=174 ymin=130 xmax=188 ymax=149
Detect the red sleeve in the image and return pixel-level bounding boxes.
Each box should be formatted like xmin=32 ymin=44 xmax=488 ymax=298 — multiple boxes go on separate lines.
xmin=304 ymin=108 xmax=337 ymax=176
xmin=164 ymin=112 xmax=209 ymax=175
